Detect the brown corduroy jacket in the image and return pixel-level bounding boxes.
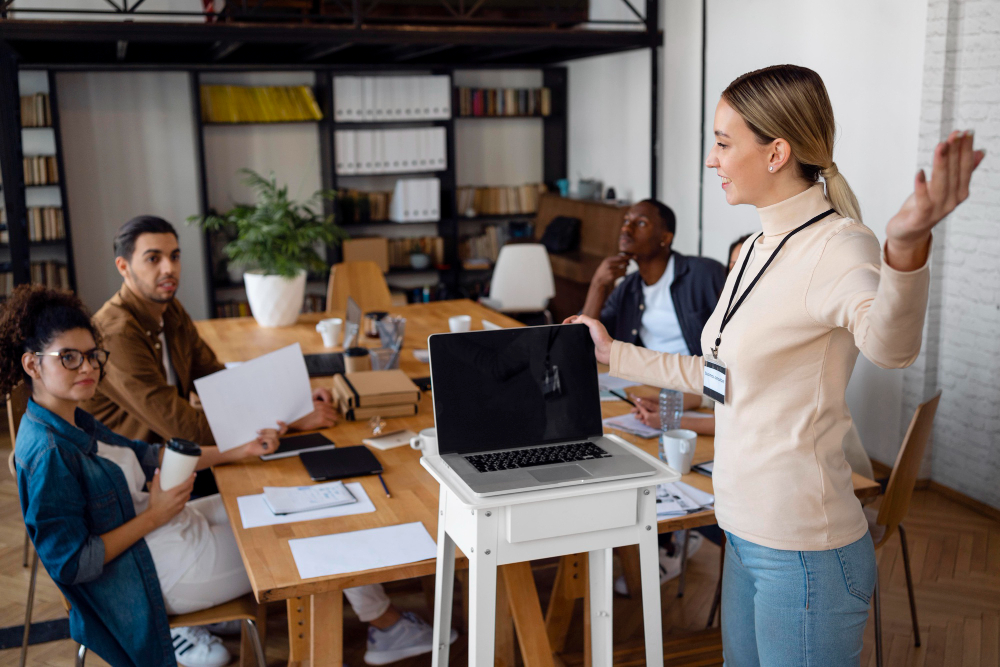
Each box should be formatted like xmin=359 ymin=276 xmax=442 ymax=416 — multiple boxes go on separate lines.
xmin=84 ymin=284 xmax=224 ymax=445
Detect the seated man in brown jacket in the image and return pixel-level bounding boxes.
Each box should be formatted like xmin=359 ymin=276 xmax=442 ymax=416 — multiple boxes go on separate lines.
xmin=85 ymin=216 xmax=453 ymax=663
xmin=85 ymin=215 xmax=337 ymax=448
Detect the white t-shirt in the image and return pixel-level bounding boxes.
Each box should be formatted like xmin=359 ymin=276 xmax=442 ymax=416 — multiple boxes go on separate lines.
xmin=95 ymin=442 xmax=210 ymax=592
xmin=158 ymin=327 xmax=177 ymax=387
xmin=638 ymin=255 xmax=690 ymax=355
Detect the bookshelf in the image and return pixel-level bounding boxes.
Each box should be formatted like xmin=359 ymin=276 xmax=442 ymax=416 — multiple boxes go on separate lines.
xmin=0 ymin=67 xmax=77 ymax=299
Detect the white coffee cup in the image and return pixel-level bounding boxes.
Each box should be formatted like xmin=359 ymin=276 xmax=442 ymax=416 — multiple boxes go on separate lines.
xmin=316 ymin=317 xmax=343 ymax=348
xmin=659 ymin=429 xmax=697 ymax=475
xmin=410 ymin=427 xmax=437 ymax=453
xmin=448 ymin=315 xmax=472 ymax=333
xmin=159 ymin=438 xmax=202 ymax=491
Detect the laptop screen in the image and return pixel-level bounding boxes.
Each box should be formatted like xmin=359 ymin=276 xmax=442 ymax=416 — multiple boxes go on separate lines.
xmin=429 ymin=324 xmax=603 ymax=456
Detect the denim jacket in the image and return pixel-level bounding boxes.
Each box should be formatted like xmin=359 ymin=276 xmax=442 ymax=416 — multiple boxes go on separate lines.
xmin=599 ymin=251 xmax=726 ymax=356
xmin=15 ymin=399 xmax=175 ymax=667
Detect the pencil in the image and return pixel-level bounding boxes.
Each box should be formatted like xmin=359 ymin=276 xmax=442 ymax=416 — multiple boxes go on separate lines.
xmin=609 ymin=390 xmax=636 ymax=407
xmin=377 ymin=473 xmax=391 ymax=498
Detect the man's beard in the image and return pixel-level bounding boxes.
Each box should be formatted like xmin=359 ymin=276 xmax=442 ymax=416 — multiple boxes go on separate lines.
xmin=129 ymin=267 xmax=176 ymax=304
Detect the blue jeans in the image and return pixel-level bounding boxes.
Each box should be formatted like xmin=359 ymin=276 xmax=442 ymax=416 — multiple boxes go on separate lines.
xmin=721 ymin=531 xmax=876 ymax=666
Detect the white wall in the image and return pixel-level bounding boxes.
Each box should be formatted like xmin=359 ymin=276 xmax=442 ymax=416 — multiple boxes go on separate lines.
xmin=57 ymin=72 xmax=209 ymax=320
xmin=692 ymin=0 xmax=928 ymax=465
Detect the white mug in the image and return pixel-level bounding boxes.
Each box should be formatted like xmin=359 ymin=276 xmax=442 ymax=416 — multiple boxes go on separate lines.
xmin=159 ymin=438 xmax=201 ymax=491
xmin=410 ymin=427 xmax=437 ymax=453
xmin=448 ymin=315 xmax=472 ymax=333
xmin=316 ymin=317 xmax=343 ymax=348
xmin=659 ymin=429 xmax=697 ymax=475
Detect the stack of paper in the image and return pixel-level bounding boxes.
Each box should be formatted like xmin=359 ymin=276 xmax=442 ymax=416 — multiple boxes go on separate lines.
xmin=290 ymin=522 xmax=438 ymax=579
xmin=389 ymin=178 xmax=440 ymax=223
xmin=237 ymin=482 xmax=376 ymax=529
xmin=335 ymin=127 xmax=447 ymax=175
xmin=334 ymin=75 xmax=451 ymax=122
xmin=656 ymin=481 xmax=715 ymax=517
xmin=262 ymin=481 xmax=357 ymax=515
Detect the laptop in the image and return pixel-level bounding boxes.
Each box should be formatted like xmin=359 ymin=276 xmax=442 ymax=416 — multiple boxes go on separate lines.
xmin=428 ymin=323 xmax=656 ymax=496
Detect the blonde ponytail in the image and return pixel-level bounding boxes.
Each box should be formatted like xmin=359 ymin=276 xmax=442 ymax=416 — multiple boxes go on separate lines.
xmin=723 ymin=65 xmax=863 ymax=223
xmin=821 ymin=163 xmax=863 ymax=223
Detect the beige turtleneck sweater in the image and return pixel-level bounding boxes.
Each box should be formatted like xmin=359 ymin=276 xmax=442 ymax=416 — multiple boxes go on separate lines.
xmin=610 ymin=184 xmax=930 ymax=551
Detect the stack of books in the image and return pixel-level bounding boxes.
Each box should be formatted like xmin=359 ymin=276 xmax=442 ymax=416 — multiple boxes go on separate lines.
xmin=200 ymin=85 xmax=323 ymax=123
xmin=333 ymin=75 xmax=451 ymax=122
xmin=389 ymin=178 xmax=440 ymax=223
xmin=30 ymin=260 xmax=69 ymax=289
xmin=332 ymin=370 xmax=421 ymax=421
xmin=23 ymin=156 xmax=59 ymax=185
xmin=456 ymin=87 xmax=551 ymax=117
xmin=0 ymin=271 xmax=12 ymax=297
xmin=336 ymin=189 xmax=393 ymax=224
xmin=27 ymin=207 xmax=65 ymax=241
xmin=387 ymin=236 xmax=445 ymax=269
xmin=335 ymin=127 xmax=447 ymax=175
xmin=459 ymin=224 xmax=506 ymax=268
xmin=20 ymin=93 xmax=52 ymax=127
xmin=456 ymin=183 xmax=547 ymax=216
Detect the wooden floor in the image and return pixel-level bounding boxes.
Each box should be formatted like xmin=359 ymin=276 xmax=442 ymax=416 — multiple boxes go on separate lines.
xmin=2 ymin=421 xmax=998 ymax=665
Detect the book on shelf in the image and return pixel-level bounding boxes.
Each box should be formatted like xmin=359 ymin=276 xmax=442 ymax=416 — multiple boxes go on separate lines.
xmin=23 ymin=156 xmax=59 ymax=186
xmin=387 ymin=236 xmax=445 ymax=269
xmin=200 ymin=85 xmax=323 ymax=123
xmin=456 ymin=183 xmax=547 ymax=217
xmin=30 ymin=261 xmax=69 ymax=290
xmin=389 ymin=178 xmax=440 ymax=223
xmin=457 ymin=87 xmax=551 ymax=117
xmin=335 ymin=127 xmax=446 ymax=175
xmin=215 ymin=300 xmax=252 ymax=318
xmin=0 ymin=271 xmax=12 ymax=296
xmin=337 ymin=189 xmax=393 ymax=224
xmin=26 ymin=207 xmax=66 ymax=242
xmin=20 ymin=93 xmax=52 ymax=128
xmin=334 ymin=75 xmax=451 ymax=122
xmin=459 ymin=224 xmax=506 ymax=266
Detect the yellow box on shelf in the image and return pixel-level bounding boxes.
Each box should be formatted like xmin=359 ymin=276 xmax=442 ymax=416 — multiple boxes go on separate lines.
xmin=200 ymin=85 xmax=324 ymax=123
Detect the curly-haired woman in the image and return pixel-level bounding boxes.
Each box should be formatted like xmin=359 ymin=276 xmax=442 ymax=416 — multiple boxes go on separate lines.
xmin=4 ymin=285 xmax=283 ymax=667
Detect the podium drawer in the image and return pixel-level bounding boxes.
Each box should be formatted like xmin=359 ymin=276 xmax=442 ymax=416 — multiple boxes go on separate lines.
xmin=505 ymin=488 xmax=637 ymax=543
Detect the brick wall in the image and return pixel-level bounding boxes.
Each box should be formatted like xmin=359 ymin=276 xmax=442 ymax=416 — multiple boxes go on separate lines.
xmin=903 ymin=0 xmax=1000 ymax=508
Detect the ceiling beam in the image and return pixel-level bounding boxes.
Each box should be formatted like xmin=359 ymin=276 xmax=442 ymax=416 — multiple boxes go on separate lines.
xmin=210 ymin=40 xmax=243 ymax=61
xmin=393 ymin=43 xmax=455 ymax=62
xmin=297 ymin=41 xmax=355 ymax=62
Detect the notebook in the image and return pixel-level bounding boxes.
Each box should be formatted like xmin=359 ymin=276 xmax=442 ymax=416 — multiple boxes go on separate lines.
xmin=261 ymin=432 xmax=337 ymax=461
xmin=299 ymin=445 xmax=384 ymax=482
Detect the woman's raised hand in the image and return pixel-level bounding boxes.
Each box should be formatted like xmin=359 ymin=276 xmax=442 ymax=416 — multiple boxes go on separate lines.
xmin=885 ymin=130 xmax=985 ymax=271
xmin=563 ymin=314 xmax=613 ymax=365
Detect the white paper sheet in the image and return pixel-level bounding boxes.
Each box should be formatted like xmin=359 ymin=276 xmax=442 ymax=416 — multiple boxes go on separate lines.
xmin=597 ymin=373 xmax=641 ymax=392
xmin=656 ymin=481 xmax=714 ymax=517
xmin=603 ymin=413 xmax=661 ymax=439
xmin=194 ymin=343 xmax=314 ymax=451
xmin=237 ymin=482 xmax=376 ymax=529
xmin=289 ymin=521 xmax=437 ymax=580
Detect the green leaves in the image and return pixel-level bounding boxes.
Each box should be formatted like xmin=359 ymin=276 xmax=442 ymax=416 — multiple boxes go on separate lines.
xmin=188 ymin=169 xmax=348 ymax=278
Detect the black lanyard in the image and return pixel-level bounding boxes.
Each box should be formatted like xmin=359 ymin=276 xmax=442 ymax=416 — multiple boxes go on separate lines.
xmin=711 ymin=208 xmax=836 ymax=359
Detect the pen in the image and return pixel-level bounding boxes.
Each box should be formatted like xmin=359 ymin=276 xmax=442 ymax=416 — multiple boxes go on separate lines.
xmin=377 ymin=473 xmax=391 ymax=498
xmin=609 ymin=390 xmax=636 ymax=407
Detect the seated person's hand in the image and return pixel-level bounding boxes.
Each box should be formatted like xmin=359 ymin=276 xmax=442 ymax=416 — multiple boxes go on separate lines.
xmin=562 ymin=314 xmax=613 ymax=365
xmin=148 ymin=469 xmax=195 ymax=529
xmin=632 ymin=396 xmax=661 ymax=429
xmin=591 ymin=253 xmax=632 ymax=290
xmin=189 ymin=392 xmax=203 ymax=410
xmin=242 ymin=421 xmax=288 ymax=458
xmin=289 ymin=388 xmax=339 ymax=431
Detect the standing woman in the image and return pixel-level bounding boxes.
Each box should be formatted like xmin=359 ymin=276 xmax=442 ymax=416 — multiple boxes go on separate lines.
xmin=568 ymin=65 xmax=983 ymax=665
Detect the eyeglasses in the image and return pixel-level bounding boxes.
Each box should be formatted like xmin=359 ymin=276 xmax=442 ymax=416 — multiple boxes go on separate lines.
xmin=35 ymin=348 xmax=110 ymax=371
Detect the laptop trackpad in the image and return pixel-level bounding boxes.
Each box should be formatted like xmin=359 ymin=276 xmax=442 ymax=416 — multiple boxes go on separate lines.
xmin=529 ymin=464 xmax=592 ymax=483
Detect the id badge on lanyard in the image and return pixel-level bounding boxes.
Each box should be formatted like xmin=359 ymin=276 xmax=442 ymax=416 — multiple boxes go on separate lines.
xmin=703 ymin=358 xmax=727 ymax=404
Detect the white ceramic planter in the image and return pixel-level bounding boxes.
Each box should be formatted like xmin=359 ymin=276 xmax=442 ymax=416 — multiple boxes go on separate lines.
xmin=243 ymin=269 xmax=307 ymax=328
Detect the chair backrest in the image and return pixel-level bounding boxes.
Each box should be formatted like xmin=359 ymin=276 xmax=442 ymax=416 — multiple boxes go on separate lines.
xmin=874 ymin=392 xmax=941 ymax=546
xmin=488 ymin=243 xmax=555 ymax=313
xmin=7 ymin=382 xmax=30 ymax=447
xmin=326 ymin=261 xmax=392 ymax=314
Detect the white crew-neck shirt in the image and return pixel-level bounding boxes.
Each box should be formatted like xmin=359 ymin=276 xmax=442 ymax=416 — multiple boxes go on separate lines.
xmin=638 ymin=254 xmax=690 ymax=355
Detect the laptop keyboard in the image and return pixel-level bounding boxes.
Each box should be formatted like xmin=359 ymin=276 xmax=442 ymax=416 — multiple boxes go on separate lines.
xmin=465 ymin=442 xmax=611 ymax=473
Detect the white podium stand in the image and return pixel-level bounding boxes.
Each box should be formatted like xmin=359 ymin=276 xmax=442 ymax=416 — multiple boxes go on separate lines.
xmin=420 ymin=435 xmax=679 ymax=666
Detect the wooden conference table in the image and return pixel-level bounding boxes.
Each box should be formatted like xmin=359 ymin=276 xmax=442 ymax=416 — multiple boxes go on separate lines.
xmin=195 ymin=299 xmax=881 ymax=666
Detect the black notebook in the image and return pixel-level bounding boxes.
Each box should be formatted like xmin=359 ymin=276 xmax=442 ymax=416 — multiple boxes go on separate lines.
xmin=261 ymin=433 xmax=336 ymax=461
xmin=304 ymin=353 xmax=345 ymax=377
xmin=300 ymin=445 xmax=384 ymax=482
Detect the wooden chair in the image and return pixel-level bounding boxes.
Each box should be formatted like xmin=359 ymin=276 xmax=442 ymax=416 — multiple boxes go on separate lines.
xmin=869 ymin=392 xmax=940 ymax=667
xmin=7 ymin=383 xmax=35 ymax=667
xmin=326 ymin=260 xmax=392 ymax=314
xmin=73 ymin=594 xmax=267 ymax=667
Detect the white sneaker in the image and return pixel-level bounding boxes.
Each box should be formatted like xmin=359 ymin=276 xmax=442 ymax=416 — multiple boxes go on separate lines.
xmin=170 ymin=626 xmax=231 ymax=667
xmin=613 ymin=532 xmax=704 ymax=596
xmin=363 ymin=611 xmax=458 ymax=665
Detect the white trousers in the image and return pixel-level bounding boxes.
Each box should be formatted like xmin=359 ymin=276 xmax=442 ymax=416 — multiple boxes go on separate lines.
xmin=160 ymin=495 xmax=391 ymax=622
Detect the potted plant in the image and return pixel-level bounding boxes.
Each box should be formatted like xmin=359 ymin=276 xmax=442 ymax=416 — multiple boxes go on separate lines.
xmin=191 ymin=169 xmax=347 ymax=327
